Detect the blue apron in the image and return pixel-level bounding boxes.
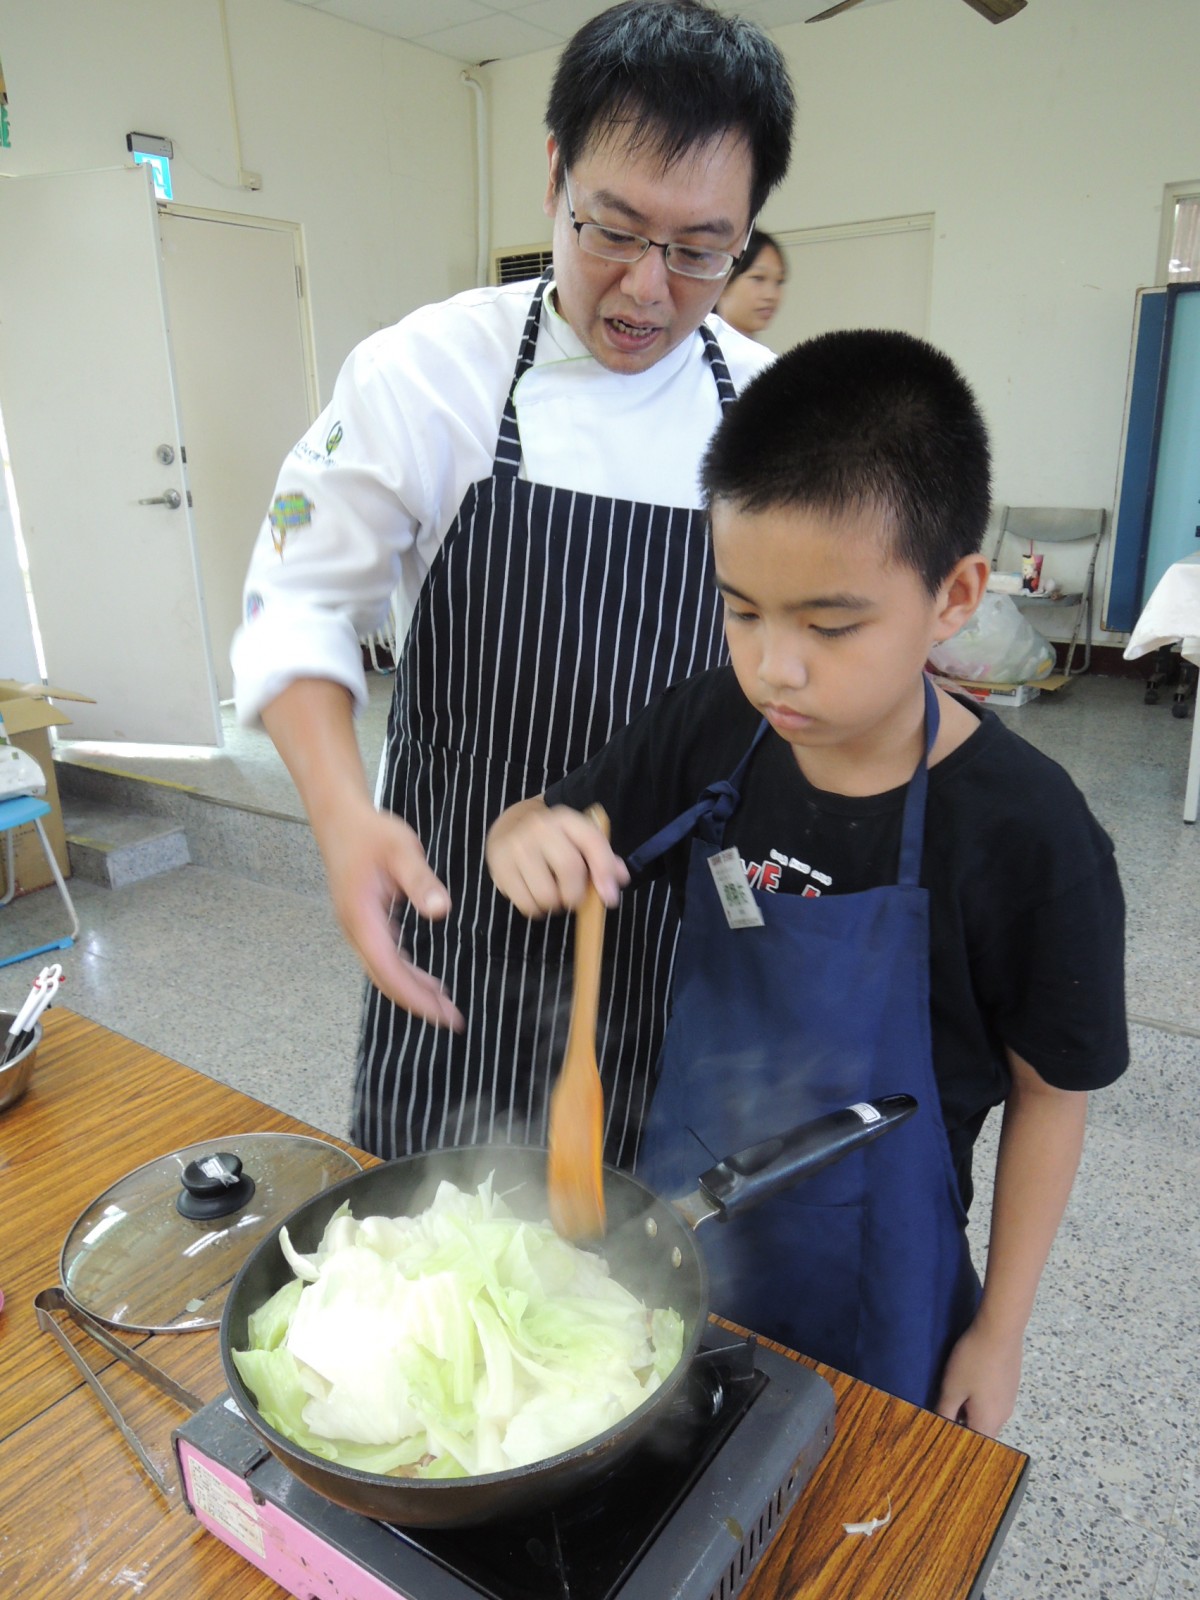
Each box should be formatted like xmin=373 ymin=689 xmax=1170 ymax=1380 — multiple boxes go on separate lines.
xmin=632 ymin=677 xmax=980 ymax=1408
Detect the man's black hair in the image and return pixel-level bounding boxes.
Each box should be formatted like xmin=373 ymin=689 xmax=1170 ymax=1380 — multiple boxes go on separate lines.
xmin=702 ymin=329 xmax=992 ymax=595
xmin=545 ymin=1 xmax=794 ymax=220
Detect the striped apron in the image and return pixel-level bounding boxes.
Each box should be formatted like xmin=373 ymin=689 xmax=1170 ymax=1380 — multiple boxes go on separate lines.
xmin=351 ymin=277 xmax=736 ymax=1164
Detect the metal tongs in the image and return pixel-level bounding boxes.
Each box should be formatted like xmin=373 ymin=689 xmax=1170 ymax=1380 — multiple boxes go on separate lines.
xmin=1 ymin=962 xmax=64 ymax=1065
xmin=34 ymin=1287 xmax=205 ymax=1497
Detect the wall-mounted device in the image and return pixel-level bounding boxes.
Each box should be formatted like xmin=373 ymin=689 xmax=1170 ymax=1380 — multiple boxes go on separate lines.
xmin=126 ymin=131 xmax=174 ymax=200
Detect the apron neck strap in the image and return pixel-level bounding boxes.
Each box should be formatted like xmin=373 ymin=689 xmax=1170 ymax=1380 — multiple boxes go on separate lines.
xmin=492 ymin=284 xmax=738 ymax=480
xmin=895 ymin=675 xmax=939 ymax=887
xmin=492 ymin=272 xmax=552 ymax=478
xmin=627 ymin=719 xmax=770 ymax=873
xmin=629 ymin=680 xmax=939 ymax=887
xmin=697 ymin=320 xmax=738 ymax=413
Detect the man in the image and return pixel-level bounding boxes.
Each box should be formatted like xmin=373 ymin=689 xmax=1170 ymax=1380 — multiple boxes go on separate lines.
xmin=232 ymin=0 xmax=795 ymax=1162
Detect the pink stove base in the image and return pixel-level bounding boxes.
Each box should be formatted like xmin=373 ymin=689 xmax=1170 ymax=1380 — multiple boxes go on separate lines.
xmin=178 ymin=1438 xmax=413 ymax=1600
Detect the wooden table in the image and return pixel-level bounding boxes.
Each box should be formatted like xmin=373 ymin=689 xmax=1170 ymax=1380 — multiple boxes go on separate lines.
xmin=0 ymin=1011 xmax=1027 ymax=1598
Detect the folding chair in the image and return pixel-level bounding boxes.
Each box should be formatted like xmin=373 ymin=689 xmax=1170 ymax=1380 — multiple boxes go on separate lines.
xmin=990 ymin=507 xmax=1107 ymax=677
xmin=0 ymin=793 xmax=80 ymax=969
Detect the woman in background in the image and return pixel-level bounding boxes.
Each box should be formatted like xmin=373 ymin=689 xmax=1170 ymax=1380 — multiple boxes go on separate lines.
xmin=717 ymin=229 xmax=787 ymax=340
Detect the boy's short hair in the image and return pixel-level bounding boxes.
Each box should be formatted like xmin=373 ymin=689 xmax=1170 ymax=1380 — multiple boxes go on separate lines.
xmin=546 ymin=1 xmax=794 ymax=219
xmin=702 ymin=329 xmax=993 ymax=595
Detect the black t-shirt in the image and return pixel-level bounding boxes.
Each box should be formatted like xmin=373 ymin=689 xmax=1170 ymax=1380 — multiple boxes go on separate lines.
xmin=547 ymin=666 xmax=1128 ymax=1207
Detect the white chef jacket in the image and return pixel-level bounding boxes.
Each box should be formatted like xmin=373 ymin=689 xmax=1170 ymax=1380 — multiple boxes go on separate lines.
xmin=232 ymin=278 xmax=772 ymax=726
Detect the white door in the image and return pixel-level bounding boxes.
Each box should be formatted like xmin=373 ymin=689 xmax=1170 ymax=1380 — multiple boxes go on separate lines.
xmin=157 ymin=211 xmax=315 ymax=701
xmin=0 ymin=165 xmax=220 ymax=744
xmin=765 ymin=215 xmax=933 ymax=355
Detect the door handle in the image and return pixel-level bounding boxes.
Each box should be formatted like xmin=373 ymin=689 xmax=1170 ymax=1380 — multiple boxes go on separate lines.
xmin=138 ymin=489 xmax=182 ymax=509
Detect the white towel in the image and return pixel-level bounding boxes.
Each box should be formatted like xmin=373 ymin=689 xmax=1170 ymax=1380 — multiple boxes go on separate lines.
xmin=1124 ymin=552 xmax=1200 ymax=667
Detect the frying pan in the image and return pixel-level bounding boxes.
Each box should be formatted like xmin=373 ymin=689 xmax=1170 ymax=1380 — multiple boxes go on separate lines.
xmin=221 ymin=1093 xmax=916 ymax=1528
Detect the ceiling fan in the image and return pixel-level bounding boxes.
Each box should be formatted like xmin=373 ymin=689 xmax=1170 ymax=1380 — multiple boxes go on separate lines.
xmin=807 ymin=0 xmax=1027 ymax=23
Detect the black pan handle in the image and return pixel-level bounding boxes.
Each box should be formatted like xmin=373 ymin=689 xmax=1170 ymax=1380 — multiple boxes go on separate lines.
xmin=695 ymin=1094 xmax=917 ymax=1223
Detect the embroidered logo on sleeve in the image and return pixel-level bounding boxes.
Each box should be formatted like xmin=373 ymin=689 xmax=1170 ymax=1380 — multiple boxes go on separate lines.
xmin=290 ymin=421 xmax=345 ymax=469
xmin=268 ymin=492 xmax=314 ymax=557
xmin=245 ymin=590 xmax=265 ymax=623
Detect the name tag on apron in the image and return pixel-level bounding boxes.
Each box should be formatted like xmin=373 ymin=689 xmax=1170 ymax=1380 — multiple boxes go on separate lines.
xmin=707 ymin=848 xmax=766 ymax=930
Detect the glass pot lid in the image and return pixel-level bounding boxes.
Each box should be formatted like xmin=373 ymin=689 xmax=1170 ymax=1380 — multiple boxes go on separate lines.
xmin=60 ymin=1133 xmax=361 ymax=1332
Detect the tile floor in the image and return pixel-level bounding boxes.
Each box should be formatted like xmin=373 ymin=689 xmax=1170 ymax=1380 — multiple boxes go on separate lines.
xmin=2 ymin=671 xmax=1198 ymax=1599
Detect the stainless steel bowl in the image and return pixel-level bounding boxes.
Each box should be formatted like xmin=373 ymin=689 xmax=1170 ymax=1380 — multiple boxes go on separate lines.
xmin=0 ymin=1012 xmax=43 ymax=1112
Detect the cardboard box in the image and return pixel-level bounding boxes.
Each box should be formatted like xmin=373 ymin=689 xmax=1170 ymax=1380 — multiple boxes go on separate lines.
xmin=953 ymin=681 xmax=1041 ymax=708
xmin=0 ymin=681 xmax=95 ymax=897
xmin=931 ymin=672 xmax=1072 ymax=709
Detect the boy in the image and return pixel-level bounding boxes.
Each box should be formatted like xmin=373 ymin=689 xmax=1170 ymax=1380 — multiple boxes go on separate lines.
xmin=486 ymin=330 xmax=1127 ymax=1434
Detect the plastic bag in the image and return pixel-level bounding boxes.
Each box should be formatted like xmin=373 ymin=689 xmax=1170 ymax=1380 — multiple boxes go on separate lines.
xmin=927 ymin=592 xmax=1055 ymax=684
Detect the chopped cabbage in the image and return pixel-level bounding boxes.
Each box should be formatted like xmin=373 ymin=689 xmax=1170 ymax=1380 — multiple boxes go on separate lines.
xmin=233 ymin=1177 xmax=685 ymax=1479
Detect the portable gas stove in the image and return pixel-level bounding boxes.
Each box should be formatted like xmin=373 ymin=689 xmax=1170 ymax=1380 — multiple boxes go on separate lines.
xmin=174 ymin=1332 xmax=835 ymax=1600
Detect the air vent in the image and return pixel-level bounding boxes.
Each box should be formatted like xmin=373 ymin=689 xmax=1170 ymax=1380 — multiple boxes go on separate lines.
xmin=709 ymin=1480 xmax=797 ymax=1599
xmin=490 ymin=245 xmax=554 ymax=285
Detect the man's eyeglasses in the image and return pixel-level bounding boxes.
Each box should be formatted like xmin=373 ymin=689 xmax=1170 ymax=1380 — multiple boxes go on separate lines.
xmin=563 ymin=172 xmax=743 ymax=282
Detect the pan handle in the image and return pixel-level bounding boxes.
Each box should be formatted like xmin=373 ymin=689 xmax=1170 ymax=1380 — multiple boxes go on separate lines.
xmin=693 ymin=1094 xmax=917 ymax=1224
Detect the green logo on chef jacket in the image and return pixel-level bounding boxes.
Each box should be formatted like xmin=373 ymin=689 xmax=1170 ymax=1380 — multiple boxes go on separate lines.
xmin=325 ymin=422 xmax=343 ymax=455
xmin=269 ymin=492 xmax=314 ymax=556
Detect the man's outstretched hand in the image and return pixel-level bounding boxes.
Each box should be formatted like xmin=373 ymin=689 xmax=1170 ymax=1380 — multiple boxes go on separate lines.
xmin=322 ymin=797 xmax=464 ymax=1030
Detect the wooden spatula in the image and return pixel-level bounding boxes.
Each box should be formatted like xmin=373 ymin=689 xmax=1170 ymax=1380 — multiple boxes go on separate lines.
xmin=546 ymin=805 xmax=609 ymax=1242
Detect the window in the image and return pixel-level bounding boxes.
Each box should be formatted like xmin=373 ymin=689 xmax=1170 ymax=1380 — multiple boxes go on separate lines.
xmin=1158 ymin=182 xmax=1200 ymax=283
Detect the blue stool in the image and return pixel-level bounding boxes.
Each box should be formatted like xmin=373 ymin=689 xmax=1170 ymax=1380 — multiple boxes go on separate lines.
xmin=0 ymin=794 xmax=80 ymax=969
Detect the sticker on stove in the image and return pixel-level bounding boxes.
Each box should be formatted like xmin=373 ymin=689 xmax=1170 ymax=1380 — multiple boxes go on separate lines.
xmin=187 ymin=1456 xmax=266 ymax=1558
xmin=849 ymin=1102 xmax=883 ymax=1124
xmin=707 ymin=848 xmax=766 ymax=929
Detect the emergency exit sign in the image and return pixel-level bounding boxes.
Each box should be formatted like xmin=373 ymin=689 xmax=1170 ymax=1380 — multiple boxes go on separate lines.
xmin=126 ymin=131 xmax=174 ymax=200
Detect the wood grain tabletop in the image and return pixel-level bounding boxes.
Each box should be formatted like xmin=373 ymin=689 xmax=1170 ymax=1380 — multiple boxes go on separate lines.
xmin=0 ymin=1009 xmax=1027 ymax=1598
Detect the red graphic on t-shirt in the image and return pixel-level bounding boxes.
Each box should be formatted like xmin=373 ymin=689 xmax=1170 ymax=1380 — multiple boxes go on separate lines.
xmin=744 ymin=860 xmax=782 ymax=893
xmin=744 ymin=852 xmax=831 ymax=896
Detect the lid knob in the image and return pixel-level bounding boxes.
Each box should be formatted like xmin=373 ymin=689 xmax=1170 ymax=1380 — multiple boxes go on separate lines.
xmin=176 ymin=1151 xmax=256 ymax=1220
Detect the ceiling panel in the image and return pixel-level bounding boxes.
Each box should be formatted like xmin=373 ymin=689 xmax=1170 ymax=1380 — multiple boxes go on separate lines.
xmin=413 ymin=11 xmax=564 ymax=60
xmin=285 ymin=1 xmax=824 ymax=62
xmin=314 ymin=0 xmax=493 ymax=39
xmin=509 ymin=0 xmax=616 ymax=38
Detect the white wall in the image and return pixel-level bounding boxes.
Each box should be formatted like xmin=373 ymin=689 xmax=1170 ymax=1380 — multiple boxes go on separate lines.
xmin=0 ymin=469 xmax=40 ymax=684
xmin=484 ymin=0 xmax=1200 ymax=639
xmin=3 ymin=0 xmax=1195 ymax=651
xmin=0 ymin=0 xmax=478 ymax=399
